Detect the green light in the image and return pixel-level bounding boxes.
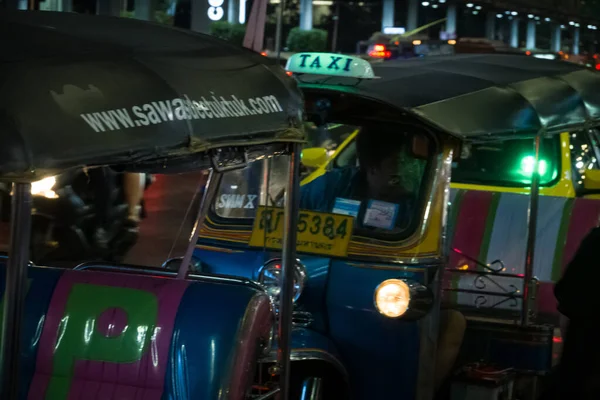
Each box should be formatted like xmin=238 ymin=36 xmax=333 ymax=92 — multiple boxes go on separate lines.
xmin=520 ymin=155 xmax=548 ymax=177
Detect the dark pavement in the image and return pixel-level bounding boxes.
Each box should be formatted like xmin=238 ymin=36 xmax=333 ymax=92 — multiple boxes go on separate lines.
xmin=124 ymin=171 xmax=207 ymax=267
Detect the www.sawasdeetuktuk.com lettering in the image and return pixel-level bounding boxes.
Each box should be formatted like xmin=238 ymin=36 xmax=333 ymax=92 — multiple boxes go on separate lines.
xmin=80 ymin=94 xmax=284 ymax=132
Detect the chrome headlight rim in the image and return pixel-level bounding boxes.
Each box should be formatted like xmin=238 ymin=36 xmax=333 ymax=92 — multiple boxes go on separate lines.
xmin=373 ymin=278 xmax=433 ymax=320
xmin=257 ymin=258 xmax=307 ymax=304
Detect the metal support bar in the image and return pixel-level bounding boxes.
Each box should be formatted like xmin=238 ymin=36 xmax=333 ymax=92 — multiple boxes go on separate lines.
xmin=522 ymin=134 xmax=542 ymax=326
xmin=300 ymin=377 xmax=323 ymax=400
xmin=177 ymin=170 xmax=222 ymax=279
xmin=0 ymin=183 xmax=32 ymax=400
xmin=277 ymin=144 xmax=301 ymax=400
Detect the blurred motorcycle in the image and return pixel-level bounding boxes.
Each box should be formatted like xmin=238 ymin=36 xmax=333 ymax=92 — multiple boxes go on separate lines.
xmin=21 ymin=170 xmax=152 ymax=265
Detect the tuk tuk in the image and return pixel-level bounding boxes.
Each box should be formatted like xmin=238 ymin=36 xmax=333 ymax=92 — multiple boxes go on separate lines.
xmin=301 ymin=89 xmax=600 ymax=325
xmin=0 ymin=11 xmax=305 ymax=400
xmin=193 ymin=52 xmax=600 ymax=399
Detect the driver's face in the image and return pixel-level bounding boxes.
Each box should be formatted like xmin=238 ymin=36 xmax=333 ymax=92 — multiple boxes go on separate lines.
xmin=366 ymin=153 xmax=409 ymax=200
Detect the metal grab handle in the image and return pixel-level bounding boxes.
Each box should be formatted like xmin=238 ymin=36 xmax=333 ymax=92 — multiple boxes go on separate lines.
xmin=451 ymin=247 xmax=505 ymax=273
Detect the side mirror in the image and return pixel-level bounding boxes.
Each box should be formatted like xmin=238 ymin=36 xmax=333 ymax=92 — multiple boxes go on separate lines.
xmin=301 ymin=147 xmax=329 ymax=169
xmin=583 ymin=169 xmax=600 ymax=194
xmin=162 ymin=256 xmax=203 ymax=273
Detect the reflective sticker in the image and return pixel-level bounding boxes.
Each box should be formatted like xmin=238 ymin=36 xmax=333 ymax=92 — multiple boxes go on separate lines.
xmin=363 ymin=200 xmax=399 ymax=230
xmin=216 ymin=194 xmax=258 ymax=209
xmin=332 ymin=197 xmax=361 ymax=218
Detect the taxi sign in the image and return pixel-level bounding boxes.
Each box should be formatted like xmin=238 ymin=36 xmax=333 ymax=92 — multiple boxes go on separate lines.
xmin=285 ymin=53 xmax=378 ymax=79
xmin=249 ymin=206 xmax=354 ymax=257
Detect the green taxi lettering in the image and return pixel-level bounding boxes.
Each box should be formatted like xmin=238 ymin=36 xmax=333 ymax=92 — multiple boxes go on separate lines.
xmin=298 ymin=54 xmax=311 ymax=67
xmin=46 ymin=284 xmax=158 ymax=398
xmin=327 ymin=56 xmax=343 ymax=70
xmin=343 ymin=57 xmax=352 ymax=72
xmin=297 ymin=54 xmax=353 ymax=72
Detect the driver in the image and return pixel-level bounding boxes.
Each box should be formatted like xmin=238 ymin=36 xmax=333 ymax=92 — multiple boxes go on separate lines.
xmin=300 ymin=123 xmax=423 ymax=230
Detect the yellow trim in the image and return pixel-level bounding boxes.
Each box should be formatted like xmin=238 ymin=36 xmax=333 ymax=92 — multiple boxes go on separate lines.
xmin=304 ymin=131 xmax=577 ymax=198
xmin=301 ymin=130 xmax=359 ymax=186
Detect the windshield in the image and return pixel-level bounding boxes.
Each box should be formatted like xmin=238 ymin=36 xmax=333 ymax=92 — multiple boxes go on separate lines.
xmin=333 ymin=135 xmax=561 ymax=188
xmin=213 ymin=122 xmax=434 ymax=242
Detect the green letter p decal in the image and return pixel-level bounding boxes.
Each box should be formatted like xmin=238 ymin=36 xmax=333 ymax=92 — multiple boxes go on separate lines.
xmin=46 ymin=284 xmax=158 ymax=398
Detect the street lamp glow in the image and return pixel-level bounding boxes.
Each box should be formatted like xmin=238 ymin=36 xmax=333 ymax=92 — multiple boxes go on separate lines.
xmin=466 ymin=3 xmax=474 ymax=7
xmin=421 ymin=1 xmax=429 ymax=6
xmin=511 ymin=11 xmax=518 ymax=15
xmin=545 ymin=17 xmax=551 ymax=22
xmin=496 ymin=13 xmax=503 ymax=18
xmin=475 ymin=5 xmax=482 ymax=10
xmin=472 ymin=10 xmax=479 ymax=15
xmin=432 ymin=4 xmax=438 ymax=8
xmin=569 ymin=21 xmax=575 ymax=25
xmin=528 ymin=14 xmax=534 ymax=18
xmin=534 ymin=16 xmax=540 ymax=20
xmin=575 ymin=22 xmax=580 ymax=27
xmin=439 ymin=0 xmax=446 ymax=2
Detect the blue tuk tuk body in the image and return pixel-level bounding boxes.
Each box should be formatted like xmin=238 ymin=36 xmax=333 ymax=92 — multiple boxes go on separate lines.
xmin=194 ymin=52 xmax=600 ymax=399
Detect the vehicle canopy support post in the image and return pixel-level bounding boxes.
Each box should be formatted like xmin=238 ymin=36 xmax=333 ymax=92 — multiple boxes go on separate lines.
xmin=522 ymin=133 xmax=542 ymax=326
xmin=0 ymin=183 xmax=32 ymax=400
xmin=177 ymin=170 xmax=222 ymax=279
xmin=277 ymin=143 xmax=301 ymax=400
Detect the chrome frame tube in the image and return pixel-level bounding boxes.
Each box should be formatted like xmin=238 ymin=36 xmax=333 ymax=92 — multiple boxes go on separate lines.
xmin=277 ymin=143 xmax=301 ymax=400
xmin=177 ymin=170 xmax=222 ymax=279
xmin=0 ymin=182 xmax=32 ymax=399
xmin=522 ymin=133 xmax=542 ymax=326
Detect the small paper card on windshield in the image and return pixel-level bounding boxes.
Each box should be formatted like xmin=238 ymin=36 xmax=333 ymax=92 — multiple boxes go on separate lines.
xmin=332 ymin=198 xmax=361 ymax=218
xmin=363 ymin=200 xmax=399 ymax=230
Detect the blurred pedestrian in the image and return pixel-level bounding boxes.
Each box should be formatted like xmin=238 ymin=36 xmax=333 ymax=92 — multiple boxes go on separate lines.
xmin=541 ymin=226 xmax=600 ymax=399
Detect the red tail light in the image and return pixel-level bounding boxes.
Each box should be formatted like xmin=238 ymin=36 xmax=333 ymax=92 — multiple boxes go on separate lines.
xmin=368 ymin=44 xmax=391 ymax=59
xmin=595 ymin=64 xmax=600 ymax=71
xmin=260 ymin=51 xmax=267 ymax=56
xmin=286 ymin=71 xmax=293 ymax=76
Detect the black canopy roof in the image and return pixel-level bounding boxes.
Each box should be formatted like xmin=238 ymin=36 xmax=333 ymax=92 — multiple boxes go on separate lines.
xmin=0 ymin=11 xmax=304 ymax=181
xmin=299 ymin=54 xmax=600 ymax=140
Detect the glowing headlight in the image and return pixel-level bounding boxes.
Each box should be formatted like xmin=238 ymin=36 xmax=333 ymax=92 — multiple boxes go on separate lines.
xmin=258 ymin=259 xmax=307 ymax=303
xmin=31 ymin=176 xmax=57 ymax=199
xmin=374 ymin=279 xmax=433 ymax=319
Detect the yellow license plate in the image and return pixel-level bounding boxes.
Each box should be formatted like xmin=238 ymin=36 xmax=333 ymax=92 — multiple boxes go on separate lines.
xmin=249 ymin=206 xmax=354 ymax=257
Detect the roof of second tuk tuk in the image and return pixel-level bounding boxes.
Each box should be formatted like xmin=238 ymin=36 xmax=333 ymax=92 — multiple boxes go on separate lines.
xmin=0 ymin=11 xmax=304 ymax=182
xmin=295 ymin=54 xmax=600 ymax=140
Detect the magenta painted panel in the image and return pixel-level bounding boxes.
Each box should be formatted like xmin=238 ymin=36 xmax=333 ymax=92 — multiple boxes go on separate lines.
xmin=28 ymin=270 xmax=188 ymax=400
